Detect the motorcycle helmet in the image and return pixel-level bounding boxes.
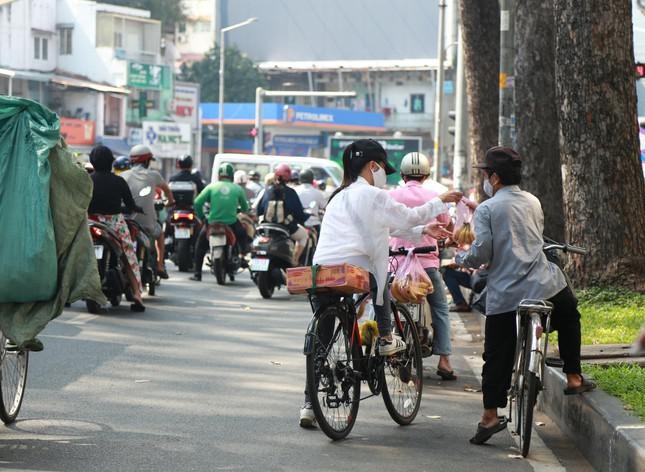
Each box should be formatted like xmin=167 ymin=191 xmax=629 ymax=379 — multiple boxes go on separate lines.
xmin=300 ymin=169 xmax=314 ymax=184
xmin=218 ymin=162 xmax=235 ymax=180
xmin=290 ymin=170 xmax=300 ymax=184
xmin=129 ymin=144 xmax=155 ymax=165
xmin=113 ymin=155 xmax=131 ymax=172
xmin=400 ymin=152 xmax=431 ymax=177
xmin=89 ymin=145 xmax=115 ymax=172
xmin=234 ymin=169 xmax=248 ymax=184
xmin=274 ymin=163 xmax=292 ymax=183
xmin=248 ymin=170 xmax=260 ymax=181
xmin=177 ymin=154 xmax=193 ymax=169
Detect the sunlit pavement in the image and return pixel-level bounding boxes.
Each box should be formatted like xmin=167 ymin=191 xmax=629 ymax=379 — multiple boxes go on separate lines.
xmin=0 ymin=266 xmax=593 ymax=471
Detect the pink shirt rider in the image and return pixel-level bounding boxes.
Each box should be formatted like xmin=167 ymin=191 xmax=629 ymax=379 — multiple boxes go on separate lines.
xmin=389 ymin=180 xmax=450 ymax=269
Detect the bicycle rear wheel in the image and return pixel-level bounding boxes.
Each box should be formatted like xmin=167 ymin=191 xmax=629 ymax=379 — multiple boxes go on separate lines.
xmin=0 ymin=334 xmax=28 ymax=424
xmin=381 ymin=303 xmax=423 ymax=425
xmin=306 ymin=305 xmax=361 ymax=440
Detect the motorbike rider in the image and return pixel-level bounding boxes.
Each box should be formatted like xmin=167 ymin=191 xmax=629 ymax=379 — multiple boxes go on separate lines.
xmin=234 ymin=169 xmax=256 ymax=204
xmin=295 ymin=169 xmax=327 ymax=235
xmin=113 ymin=156 xmax=131 ymax=176
xmin=455 ymin=146 xmax=594 ymax=445
xmin=190 ymin=163 xmax=250 ymax=281
xmin=121 ymin=144 xmax=176 ymax=279
xmin=389 ymin=152 xmax=456 ymax=380
xmin=87 ymin=145 xmax=145 ymax=312
xmin=169 ymin=154 xmax=206 ymax=195
xmin=256 ymin=164 xmax=309 ymax=265
xmin=299 ymin=139 xmax=462 ymax=427
xmin=246 ymin=170 xmax=263 ymax=198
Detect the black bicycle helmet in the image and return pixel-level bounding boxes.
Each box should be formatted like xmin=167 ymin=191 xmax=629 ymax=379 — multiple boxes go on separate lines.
xmin=177 ymin=154 xmax=193 ymax=169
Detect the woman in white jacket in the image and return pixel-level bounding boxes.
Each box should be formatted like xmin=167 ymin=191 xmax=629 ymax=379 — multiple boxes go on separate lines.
xmin=300 ymin=139 xmax=461 ymax=427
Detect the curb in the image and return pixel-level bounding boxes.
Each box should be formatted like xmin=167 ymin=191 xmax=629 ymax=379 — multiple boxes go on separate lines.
xmin=539 ymin=366 xmax=645 ymax=472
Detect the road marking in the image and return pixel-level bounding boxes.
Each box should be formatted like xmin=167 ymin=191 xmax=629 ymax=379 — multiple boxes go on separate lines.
xmin=63 ymin=313 xmax=95 ymax=325
xmin=454 ymin=314 xmax=566 ymax=472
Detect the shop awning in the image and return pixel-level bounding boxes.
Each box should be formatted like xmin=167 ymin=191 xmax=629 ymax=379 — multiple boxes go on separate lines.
xmin=51 ymin=75 xmax=130 ymax=94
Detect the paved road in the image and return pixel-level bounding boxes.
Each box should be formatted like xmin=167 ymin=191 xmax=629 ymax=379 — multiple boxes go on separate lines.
xmin=0 ymin=267 xmax=593 ymax=471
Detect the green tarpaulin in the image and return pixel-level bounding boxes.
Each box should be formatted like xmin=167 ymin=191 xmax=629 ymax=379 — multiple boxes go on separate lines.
xmin=0 ymin=97 xmax=105 ymax=346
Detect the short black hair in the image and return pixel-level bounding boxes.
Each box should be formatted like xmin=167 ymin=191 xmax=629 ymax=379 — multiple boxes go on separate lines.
xmin=485 ymin=163 xmax=522 ymax=185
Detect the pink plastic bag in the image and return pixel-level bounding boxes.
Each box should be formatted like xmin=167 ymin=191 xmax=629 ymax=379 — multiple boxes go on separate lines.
xmin=391 ymin=250 xmax=434 ymax=304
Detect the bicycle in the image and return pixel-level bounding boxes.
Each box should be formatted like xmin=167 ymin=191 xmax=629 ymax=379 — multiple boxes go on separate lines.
xmin=0 ymin=332 xmax=29 ymax=424
xmin=508 ymin=240 xmax=587 ymax=457
xmin=303 ymin=246 xmax=434 ymax=440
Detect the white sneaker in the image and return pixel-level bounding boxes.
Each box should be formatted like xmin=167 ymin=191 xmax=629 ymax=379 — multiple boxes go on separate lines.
xmin=379 ymin=336 xmax=407 ymax=356
xmin=299 ymin=403 xmax=316 ymax=428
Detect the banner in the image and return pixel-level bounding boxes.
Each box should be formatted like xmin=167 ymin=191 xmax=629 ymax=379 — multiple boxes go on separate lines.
xmin=60 ymin=117 xmax=95 ymax=146
xmin=173 ymin=82 xmax=200 ymax=128
xmin=142 ymin=121 xmax=191 ymax=158
xmin=128 ymin=62 xmax=171 ymax=90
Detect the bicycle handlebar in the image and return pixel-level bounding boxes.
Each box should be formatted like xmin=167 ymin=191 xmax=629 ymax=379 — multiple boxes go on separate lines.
xmin=389 ymin=245 xmax=437 ymax=256
xmin=543 ymin=236 xmax=587 ymax=255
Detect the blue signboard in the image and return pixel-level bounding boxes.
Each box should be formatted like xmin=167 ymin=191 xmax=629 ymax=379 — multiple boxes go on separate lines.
xmin=284 ymin=105 xmax=385 ymax=129
xmin=269 ymin=134 xmax=321 ymax=156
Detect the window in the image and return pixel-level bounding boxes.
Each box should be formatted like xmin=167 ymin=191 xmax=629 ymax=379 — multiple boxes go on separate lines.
xmin=59 ymin=27 xmax=73 ymax=55
xmin=42 ymin=38 xmax=48 ymax=60
xmin=410 ymin=94 xmax=425 ymax=113
xmin=34 ymin=37 xmax=40 ymax=59
xmin=114 ymin=31 xmax=123 ymax=48
xmin=192 ymin=20 xmax=211 ymax=33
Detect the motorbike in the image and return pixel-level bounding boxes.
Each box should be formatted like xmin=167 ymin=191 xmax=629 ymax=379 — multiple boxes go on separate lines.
xmin=206 ymin=223 xmax=240 ymax=285
xmin=249 ymin=223 xmax=316 ymax=299
xmin=166 ymin=181 xmax=200 ymax=272
xmin=86 ymin=218 xmax=133 ymax=312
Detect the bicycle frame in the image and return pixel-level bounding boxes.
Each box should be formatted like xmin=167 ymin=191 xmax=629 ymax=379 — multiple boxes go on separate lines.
xmin=517 ymin=300 xmax=553 ymax=378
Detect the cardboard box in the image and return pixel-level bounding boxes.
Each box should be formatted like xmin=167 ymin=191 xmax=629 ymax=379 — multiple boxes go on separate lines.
xmin=287 ymin=264 xmax=370 ymax=295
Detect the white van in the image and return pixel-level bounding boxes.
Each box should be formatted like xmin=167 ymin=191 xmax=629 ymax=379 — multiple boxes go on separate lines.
xmin=210 ymin=153 xmax=343 ymax=188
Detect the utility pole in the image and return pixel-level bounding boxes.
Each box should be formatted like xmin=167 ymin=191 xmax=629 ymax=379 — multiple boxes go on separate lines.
xmin=432 ymin=0 xmax=447 ymax=181
xmin=452 ymin=25 xmax=468 ymax=191
xmin=498 ymin=0 xmax=515 ymax=146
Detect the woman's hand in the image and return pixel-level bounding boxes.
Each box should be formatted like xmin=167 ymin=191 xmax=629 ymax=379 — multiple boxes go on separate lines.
xmin=422 ymin=221 xmax=453 ymax=240
xmin=439 ymin=191 xmax=463 ymax=203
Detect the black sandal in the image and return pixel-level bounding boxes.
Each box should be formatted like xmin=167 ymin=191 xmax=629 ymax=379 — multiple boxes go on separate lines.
xmin=130 ymin=301 xmax=146 ymax=312
xmin=564 ymin=376 xmax=596 ymax=395
xmin=469 ymin=416 xmax=509 ymax=445
xmin=436 ymin=368 xmax=457 ymax=381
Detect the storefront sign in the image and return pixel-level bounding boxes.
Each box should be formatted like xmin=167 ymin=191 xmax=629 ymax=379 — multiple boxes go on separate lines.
xmin=284 ymin=105 xmax=384 ymax=130
xmin=329 ymin=136 xmax=422 ymax=184
xmin=60 ymin=117 xmax=95 ymax=146
xmin=173 ymin=82 xmax=200 ymax=128
xmin=142 ymin=121 xmax=191 ymax=158
xmin=128 ymin=62 xmax=171 ymax=90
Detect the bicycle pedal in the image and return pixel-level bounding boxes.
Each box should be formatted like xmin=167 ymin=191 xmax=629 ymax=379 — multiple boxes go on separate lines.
xmin=545 ymin=357 xmax=564 ymax=368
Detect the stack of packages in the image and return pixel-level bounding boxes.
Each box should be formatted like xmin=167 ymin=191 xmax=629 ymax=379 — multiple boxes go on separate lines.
xmin=0 ymin=97 xmax=105 ymax=348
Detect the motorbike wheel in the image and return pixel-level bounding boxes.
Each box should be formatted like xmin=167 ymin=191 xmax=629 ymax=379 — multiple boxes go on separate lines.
xmin=109 ymin=295 xmax=121 ymax=307
xmin=176 ymin=239 xmax=192 ymax=272
xmin=148 ymin=279 xmax=156 ymax=295
xmin=214 ymin=258 xmax=227 ymax=285
xmin=258 ymin=272 xmax=274 ymax=299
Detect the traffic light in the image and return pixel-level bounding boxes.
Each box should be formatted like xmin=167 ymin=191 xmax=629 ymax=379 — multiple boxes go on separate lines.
xmin=248 ymin=127 xmax=258 ymax=138
xmin=636 ymin=63 xmax=645 ymax=79
xmin=448 ymin=110 xmax=456 ymax=136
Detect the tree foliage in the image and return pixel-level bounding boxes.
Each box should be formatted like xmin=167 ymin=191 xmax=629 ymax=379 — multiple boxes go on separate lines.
xmin=178 ymin=46 xmax=268 ymax=102
xmin=101 ymin=0 xmax=185 ymax=33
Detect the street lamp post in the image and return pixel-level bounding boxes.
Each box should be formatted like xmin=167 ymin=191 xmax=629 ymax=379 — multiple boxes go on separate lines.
xmin=432 ymin=0 xmax=447 ymax=182
xmin=218 ymin=17 xmax=258 ymax=155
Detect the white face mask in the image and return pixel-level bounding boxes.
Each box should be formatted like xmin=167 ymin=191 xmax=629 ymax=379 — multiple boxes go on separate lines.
xmin=371 ymin=164 xmax=387 ymax=188
xmin=483 ymin=178 xmax=494 ymax=197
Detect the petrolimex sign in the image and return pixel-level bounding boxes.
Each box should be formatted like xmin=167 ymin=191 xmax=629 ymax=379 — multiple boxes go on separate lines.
xmin=142 ymin=121 xmax=191 ymax=158
xmin=284 ymin=105 xmax=384 ymax=130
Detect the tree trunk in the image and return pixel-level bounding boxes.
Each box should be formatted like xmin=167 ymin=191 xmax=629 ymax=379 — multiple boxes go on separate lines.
xmin=515 ymin=0 xmax=565 ymax=241
xmin=458 ymin=0 xmax=500 ymax=189
xmin=554 ymin=0 xmax=645 ymax=290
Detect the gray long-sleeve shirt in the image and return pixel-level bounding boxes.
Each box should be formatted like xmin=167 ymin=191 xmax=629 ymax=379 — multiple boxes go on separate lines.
xmin=455 ymin=185 xmax=566 ymax=315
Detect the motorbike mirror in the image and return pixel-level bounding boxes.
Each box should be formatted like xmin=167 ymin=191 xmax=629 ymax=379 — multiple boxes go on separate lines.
xmin=139 ymin=186 xmax=152 ymax=197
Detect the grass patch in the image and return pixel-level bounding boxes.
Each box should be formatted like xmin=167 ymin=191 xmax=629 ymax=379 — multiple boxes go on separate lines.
xmin=576 ymin=287 xmax=644 ymax=345
xmin=584 ymin=364 xmax=645 ymax=420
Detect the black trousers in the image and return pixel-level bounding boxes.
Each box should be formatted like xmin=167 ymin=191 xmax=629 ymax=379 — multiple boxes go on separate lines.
xmin=482 ymin=286 xmax=582 ymax=409
xmin=194 ymin=220 xmax=248 ymax=275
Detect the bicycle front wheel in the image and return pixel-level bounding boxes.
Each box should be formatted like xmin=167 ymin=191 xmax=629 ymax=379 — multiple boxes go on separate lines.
xmin=0 ymin=334 xmax=29 ymax=424
xmin=306 ymin=305 xmax=361 ymax=440
xmin=381 ymin=303 xmax=423 ymax=425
